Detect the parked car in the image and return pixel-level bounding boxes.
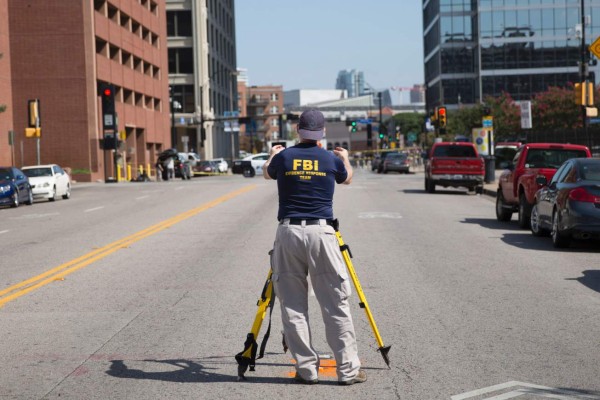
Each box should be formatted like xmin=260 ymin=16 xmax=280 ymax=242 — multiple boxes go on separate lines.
xmin=530 ymin=158 xmax=600 ymax=248
xmin=21 ymin=164 xmax=71 ymax=201
xmin=382 ymin=153 xmax=410 ymax=174
xmin=424 ymin=142 xmax=485 ymax=194
xmin=210 ymin=158 xmax=229 ymax=173
xmin=157 ymin=149 xmax=191 ymax=180
xmin=0 ymin=166 xmax=34 ymax=208
xmin=195 ymin=160 xmax=220 ymax=175
xmin=232 ymin=153 xmax=269 ymax=177
xmin=496 ymin=143 xmax=591 ymax=228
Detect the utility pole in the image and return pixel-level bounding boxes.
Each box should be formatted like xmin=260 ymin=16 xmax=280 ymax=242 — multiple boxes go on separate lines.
xmin=378 ymin=92 xmax=383 ymax=149
xmin=581 ymin=0 xmax=590 ymax=147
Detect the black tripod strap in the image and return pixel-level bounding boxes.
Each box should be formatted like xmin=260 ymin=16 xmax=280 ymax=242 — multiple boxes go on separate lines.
xmin=257 ymin=286 xmax=276 ymax=359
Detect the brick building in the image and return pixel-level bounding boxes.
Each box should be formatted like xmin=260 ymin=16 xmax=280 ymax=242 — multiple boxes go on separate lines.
xmin=241 ymin=85 xmax=283 ymax=153
xmin=1 ymin=0 xmax=170 ymax=182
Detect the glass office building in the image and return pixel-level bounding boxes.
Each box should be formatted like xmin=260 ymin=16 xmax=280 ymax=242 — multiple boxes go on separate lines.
xmin=336 ymin=69 xmax=366 ymax=97
xmin=423 ymin=0 xmax=600 ymax=110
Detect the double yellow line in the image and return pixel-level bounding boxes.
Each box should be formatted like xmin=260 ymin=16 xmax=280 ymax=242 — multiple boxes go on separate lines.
xmin=0 ymin=185 xmax=257 ymax=308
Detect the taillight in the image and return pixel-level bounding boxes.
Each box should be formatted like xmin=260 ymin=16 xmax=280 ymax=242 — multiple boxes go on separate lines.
xmin=569 ymin=187 xmax=599 ymax=203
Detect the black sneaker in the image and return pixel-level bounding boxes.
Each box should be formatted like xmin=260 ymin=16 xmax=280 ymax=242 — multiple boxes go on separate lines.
xmin=338 ymin=369 xmax=367 ymax=385
xmin=294 ymin=373 xmax=319 ymax=385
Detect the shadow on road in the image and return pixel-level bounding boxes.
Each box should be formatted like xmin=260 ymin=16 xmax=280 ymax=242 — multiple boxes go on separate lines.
xmin=566 ymin=270 xmax=600 ymax=294
xmin=499 ymin=233 xmax=600 ymax=252
xmin=461 ymin=218 xmax=523 ymax=231
xmin=106 ymin=356 xmax=341 ymax=385
xmin=401 ymin=189 xmax=467 ymax=195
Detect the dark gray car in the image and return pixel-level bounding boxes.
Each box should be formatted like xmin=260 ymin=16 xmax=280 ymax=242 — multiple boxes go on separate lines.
xmin=382 ymin=153 xmax=410 ymax=174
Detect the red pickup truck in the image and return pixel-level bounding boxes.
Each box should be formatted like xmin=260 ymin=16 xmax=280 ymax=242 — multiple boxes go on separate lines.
xmin=424 ymin=142 xmax=485 ymax=194
xmin=495 ymin=143 xmax=591 ymax=227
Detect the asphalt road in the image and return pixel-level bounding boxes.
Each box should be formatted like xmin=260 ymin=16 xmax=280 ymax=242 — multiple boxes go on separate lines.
xmin=1 ymin=169 xmax=599 ymax=399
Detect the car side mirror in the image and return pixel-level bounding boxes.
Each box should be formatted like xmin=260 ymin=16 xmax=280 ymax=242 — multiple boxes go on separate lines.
xmin=536 ymin=175 xmax=548 ymax=186
xmin=16 ymin=175 xmax=25 ymax=180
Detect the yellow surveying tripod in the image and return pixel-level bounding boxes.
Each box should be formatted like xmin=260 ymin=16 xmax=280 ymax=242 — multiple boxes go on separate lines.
xmin=235 ymin=220 xmax=390 ymax=380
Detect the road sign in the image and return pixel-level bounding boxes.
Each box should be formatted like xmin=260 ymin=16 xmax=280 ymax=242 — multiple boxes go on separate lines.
xmin=590 ymin=36 xmax=600 ymax=59
xmin=482 ymin=116 xmax=493 ymax=128
xmin=520 ymin=101 xmax=532 ymax=129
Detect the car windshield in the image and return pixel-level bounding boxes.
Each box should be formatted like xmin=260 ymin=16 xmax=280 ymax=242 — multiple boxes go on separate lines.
xmin=0 ymin=168 xmax=14 ymax=180
xmin=525 ymin=149 xmax=588 ymax=169
xmin=23 ymin=167 xmax=52 ymax=177
xmin=433 ymin=145 xmax=476 ymax=157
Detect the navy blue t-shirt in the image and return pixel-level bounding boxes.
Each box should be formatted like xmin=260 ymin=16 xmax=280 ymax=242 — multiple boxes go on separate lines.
xmin=267 ymin=143 xmax=348 ymax=220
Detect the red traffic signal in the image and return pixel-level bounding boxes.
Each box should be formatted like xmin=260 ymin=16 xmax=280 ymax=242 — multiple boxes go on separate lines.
xmin=103 ymin=87 xmax=112 ymax=97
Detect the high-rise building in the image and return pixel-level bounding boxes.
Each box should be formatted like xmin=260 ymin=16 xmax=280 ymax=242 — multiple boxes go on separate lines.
xmin=1 ymin=0 xmax=171 ymax=182
xmin=423 ymin=1 xmax=600 ymax=111
xmin=167 ymin=0 xmax=237 ymax=161
xmin=335 ymin=70 xmax=365 ymax=97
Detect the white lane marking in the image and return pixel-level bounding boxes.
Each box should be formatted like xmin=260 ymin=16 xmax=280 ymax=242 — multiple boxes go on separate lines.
xmin=135 ymin=195 xmax=149 ymax=200
xmin=10 ymin=213 xmax=60 ymax=220
xmin=84 ymin=206 xmax=105 ymax=213
xmin=0 ymin=230 xmax=9 ymax=235
xmin=452 ymin=381 xmax=600 ymax=400
xmin=358 ymin=212 xmax=402 ymax=219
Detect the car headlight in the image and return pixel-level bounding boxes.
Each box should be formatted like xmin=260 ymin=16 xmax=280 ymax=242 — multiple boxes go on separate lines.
xmin=0 ymin=184 xmax=11 ymax=193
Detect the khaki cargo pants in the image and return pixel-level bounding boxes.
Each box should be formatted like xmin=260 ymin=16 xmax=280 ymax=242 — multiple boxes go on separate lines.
xmin=271 ymin=219 xmax=361 ymax=382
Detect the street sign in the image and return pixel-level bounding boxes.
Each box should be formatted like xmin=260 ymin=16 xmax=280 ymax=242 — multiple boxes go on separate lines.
xmin=590 ymin=36 xmax=600 ymax=59
xmin=482 ymin=116 xmax=493 ymax=128
xmin=520 ymin=101 xmax=532 ymax=129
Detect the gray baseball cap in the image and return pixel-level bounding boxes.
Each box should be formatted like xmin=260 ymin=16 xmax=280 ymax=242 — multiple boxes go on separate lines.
xmin=298 ymin=109 xmax=325 ymax=141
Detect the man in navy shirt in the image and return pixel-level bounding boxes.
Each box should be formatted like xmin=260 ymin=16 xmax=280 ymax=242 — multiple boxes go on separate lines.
xmin=263 ymin=109 xmax=366 ymax=385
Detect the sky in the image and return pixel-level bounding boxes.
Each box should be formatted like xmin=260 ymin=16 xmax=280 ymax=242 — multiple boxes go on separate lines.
xmin=235 ymin=0 xmax=424 ymax=92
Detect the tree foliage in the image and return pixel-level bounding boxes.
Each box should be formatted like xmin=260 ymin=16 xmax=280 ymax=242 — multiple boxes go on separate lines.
xmin=530 ymin=85 xmax=582 ymax=130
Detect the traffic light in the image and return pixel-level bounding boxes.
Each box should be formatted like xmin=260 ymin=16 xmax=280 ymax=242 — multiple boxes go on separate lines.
xmin=366 ymin=123 xmax=372 ymax=139
xmin=100 ymin=83 xmax=116 ymax=130
xmin=379 ymin=132 xmax=385 ymax=139
xmin=437 ymin=106 xmax=447 ymax=128
xmin=345 ymin=120 xmax=358 ymax=132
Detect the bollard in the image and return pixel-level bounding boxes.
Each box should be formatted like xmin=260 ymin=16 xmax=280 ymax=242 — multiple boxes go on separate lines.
xmin=127 ymin=164 xmax=132 ymax=181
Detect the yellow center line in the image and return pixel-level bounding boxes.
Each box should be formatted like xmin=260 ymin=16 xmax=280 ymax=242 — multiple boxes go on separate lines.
xmin=0 ymin=185 xmax=257 ymax=308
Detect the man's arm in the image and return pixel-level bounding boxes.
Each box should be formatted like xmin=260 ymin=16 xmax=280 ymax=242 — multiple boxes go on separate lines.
xmin=333 ymin=147 xmax=353 ymax=184
xmin=263 ymin=145 xmax=285 ymax=180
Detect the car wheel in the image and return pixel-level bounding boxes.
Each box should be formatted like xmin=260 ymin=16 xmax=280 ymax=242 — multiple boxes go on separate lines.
xmin=10 ymin=190 xmax=19 ymax=208
xmin=243 ymin=167 xmax=255 ymax=178
xmin=495 ymin=190 xmax=512 ymax=222
xmin=551 ymin=208 xmax=571 ymax=248
xmin=517 ymin=193 xmax=531 ymax=229
xmin=62 ymin=184 xmax=71 ymax=200
xmin=25 ymin=186 xmax=33 ymax=205
xmin=530 ymin=203 xmax=549 ymax=236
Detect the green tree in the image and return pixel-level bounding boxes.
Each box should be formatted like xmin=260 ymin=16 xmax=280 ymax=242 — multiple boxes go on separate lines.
xmin=483 ymin=92 xmax=521 ymax=140
xmin=530 ymin=84 xmax=582 ymax=130
xmin=446 ymin=105 xmax=485 ymax=139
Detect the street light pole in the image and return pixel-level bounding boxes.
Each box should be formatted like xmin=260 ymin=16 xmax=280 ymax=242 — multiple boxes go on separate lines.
xmin=581 ymin=0 xmax=590 ymax=146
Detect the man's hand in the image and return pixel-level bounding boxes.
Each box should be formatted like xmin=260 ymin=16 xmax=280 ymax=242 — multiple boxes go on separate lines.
xmin=333 ymin=147 xmax=353 ymax=184
xmin=269 ymin=145 xmax=285 ymax=157
xmin=333 ymin=147 xmax=349 ymax=162
xmin=263 ymin=145 xmax=285 ymax=180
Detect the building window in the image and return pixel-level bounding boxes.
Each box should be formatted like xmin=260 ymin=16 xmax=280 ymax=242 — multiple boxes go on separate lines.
xmin=271 ymin=93 xmax=278 ymax=101
xmin=168 ymin=48 xmax=194 ymax=74
xmin=270 ymin=106 xmax=278 ymax=114
xmin=171 ymin=85 xmax=196 ymax=113
xmin=167 ymin=11 xmax=193 ymax=37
